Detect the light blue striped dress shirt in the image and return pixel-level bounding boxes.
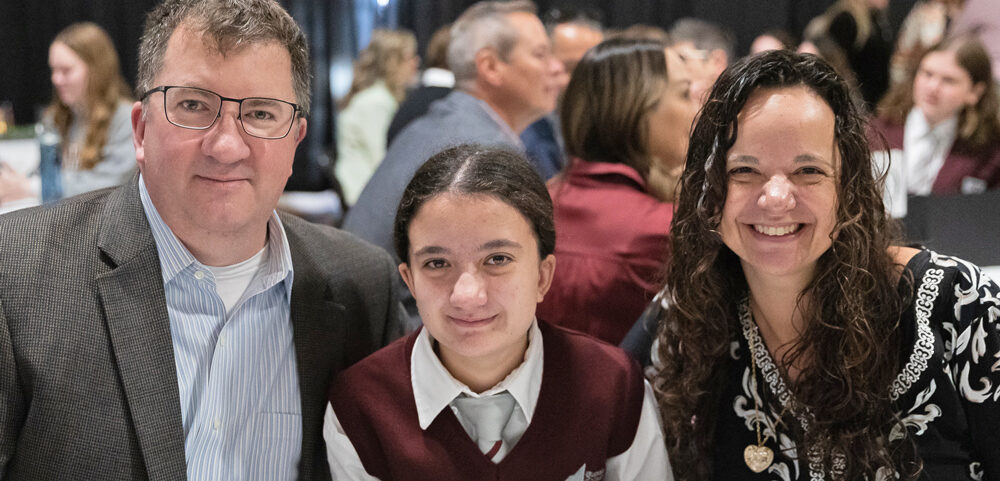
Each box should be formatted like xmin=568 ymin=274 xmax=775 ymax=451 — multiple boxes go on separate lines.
xmin=139 ymin=177 xmax=300 ymax=481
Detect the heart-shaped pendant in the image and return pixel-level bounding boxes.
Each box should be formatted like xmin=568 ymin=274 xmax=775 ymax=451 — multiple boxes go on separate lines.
xmin=744 ymin=444 xmax=774 ymax=473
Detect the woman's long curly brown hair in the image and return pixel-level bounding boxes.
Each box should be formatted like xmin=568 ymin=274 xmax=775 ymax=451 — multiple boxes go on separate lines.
xmin=653 ymin=50 xmax=920 ymax=480
xmin=47 ymin=22 xmax=132 ymax=171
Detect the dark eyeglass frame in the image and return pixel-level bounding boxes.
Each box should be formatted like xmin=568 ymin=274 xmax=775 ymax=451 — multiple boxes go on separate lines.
xmin=140 ymin=85 xmax=302 ymax=140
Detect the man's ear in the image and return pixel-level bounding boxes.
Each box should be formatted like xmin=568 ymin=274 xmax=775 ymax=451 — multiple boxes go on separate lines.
xmin=475 ymin=48 xmax=504 ymax=87
xmin=131 ymin=101 xmax=147 ymax=169
xmin=293 ymin=116 xmax=307 ymax=144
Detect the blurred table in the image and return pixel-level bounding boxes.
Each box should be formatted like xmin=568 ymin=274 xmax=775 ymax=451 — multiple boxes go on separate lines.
xmin=0 ymin=136 xmax=41 ymax=211
xmin=902 ymin=191 xmax=1000 ymax=268
xmin=0 ymin=137 xmax=40 ymax=174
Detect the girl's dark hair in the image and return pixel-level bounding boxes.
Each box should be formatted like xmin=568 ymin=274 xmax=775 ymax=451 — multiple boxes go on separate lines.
xmin=393 ymin=145 xmax=555 ymax=263
xmin=559 ymin=37 xmax=668 ymax=179
xmin=654 ymin=49 xmax=918 ymax=480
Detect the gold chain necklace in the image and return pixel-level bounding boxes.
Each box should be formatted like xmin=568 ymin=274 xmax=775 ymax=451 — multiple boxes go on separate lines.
xmin=744 ymin=317 xmax=775 ymax=473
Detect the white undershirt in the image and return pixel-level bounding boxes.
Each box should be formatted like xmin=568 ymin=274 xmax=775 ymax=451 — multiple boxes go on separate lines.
xmin=204 ymin=245 xmax=268 ymax=314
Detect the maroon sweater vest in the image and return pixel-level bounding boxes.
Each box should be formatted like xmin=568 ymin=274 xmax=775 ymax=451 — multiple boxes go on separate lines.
xmin=328 ymin=320 xmax=646 ymax=481
xmin=870 ymin=116 xmax=1000 ymax=194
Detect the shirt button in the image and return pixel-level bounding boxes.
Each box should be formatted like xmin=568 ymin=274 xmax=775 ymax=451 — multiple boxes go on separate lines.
xmin=213 ymin=418 xmax=221 ymax=430
xmin=194 ymin=270 xmax=205 ymax=280
xmin=219 ymin=335 xmax=227 ymax=347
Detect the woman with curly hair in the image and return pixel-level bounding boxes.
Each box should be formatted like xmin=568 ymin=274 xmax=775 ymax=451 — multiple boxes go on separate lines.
xmin=335 ymin=29 xmax=418 ymax=205
xmin=654 ymin=49 xmax=1000 ymax=480
xmin=46 ymin=22 xmax=135 ymax=198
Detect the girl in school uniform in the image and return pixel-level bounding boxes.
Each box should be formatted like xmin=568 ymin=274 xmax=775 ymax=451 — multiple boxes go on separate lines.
xmin=323 ymin=145 xmax=672 ymax=481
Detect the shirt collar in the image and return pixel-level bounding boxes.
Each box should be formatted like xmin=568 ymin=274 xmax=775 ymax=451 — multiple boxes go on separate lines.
xmin=567 ymin=157 xmax=648 ymax=189
xmin=138 ymin=174 xmax=294 ymax=298
xmin=421 ymin=68 xmax=455 ymax=88
xmin=411 ymin=319 xmax=544 ymax=430
xmin=905 ymin=107 xmax=959 ymax=143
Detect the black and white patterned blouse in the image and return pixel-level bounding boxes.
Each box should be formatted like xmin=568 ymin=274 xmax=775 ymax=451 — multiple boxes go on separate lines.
xmin=710 ymin=249 xmax=1000 ymax=480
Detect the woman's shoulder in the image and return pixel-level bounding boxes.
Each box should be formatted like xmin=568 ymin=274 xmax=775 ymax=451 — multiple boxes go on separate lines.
xmin=890 ymin=245 xmax=922 ymax=267
xmin=901 ymin=248 xmax=999 ymax=329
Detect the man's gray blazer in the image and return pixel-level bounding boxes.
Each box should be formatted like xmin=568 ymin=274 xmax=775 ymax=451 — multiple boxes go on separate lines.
xmin=0 ymin=176 xmax=404 ymax=480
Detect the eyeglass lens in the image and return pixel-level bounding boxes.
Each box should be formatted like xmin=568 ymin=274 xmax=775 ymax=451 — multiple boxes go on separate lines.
xmin=164 ymin=87 xmax=295 ymax=139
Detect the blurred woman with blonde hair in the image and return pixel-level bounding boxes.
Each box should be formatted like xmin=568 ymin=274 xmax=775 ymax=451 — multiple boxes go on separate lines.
xmin=335 ymin=29 xmax=419 ymax=205
xmin=46 ymin=22 xmax=135 ymax=198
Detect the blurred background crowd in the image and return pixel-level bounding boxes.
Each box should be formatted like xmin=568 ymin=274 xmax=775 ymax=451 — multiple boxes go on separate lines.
xmin=0 ymin=0 xmax=998 ymax=281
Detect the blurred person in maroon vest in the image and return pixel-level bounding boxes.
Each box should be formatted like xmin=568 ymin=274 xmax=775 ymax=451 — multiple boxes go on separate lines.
xmin=872 ymin=34 xmax=1000 ymax=217
xmin=537 ymin=38 xmax=698 ymax=345
xmin=324 ymin=145 xmax=671 ymax=481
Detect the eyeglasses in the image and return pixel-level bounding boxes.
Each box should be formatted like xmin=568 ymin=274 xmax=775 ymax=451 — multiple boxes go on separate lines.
xmin=140 ymin=86 xmax=301 ymax=139
xmin=674 ymin=46 xmax=711 ymax=64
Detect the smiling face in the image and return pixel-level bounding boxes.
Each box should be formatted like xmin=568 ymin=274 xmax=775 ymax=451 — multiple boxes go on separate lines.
xmin=398 ymin=192 xmax=555 ymax=372
xmin=719 ymin=86 xmax=839 ymax=284
xmin=132 ymin=24 xmax=306 ymax=260
xmin=913 ymin=49 xmax=985 ymax=127
xmin=49 ymin=42 xmax=89 ymax=110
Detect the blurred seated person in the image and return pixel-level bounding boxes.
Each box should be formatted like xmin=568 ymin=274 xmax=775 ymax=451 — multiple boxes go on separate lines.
xmin=335 ymin=29 xmax=418 ymax=205
xmin=45 ymin=22 xmax=136 ymax=199
xmin=325 ymin=145 xmax=671 ymax=480
xmin=798 ymin=33 xmax=861 ymax=102
xmin=872 ymin=34 xmax=1000 ymax=218
xmin=520 ymin=8 xmax=604 ymax=180
xmin=814 ymin=0 xmax=893 ymax=108
xmin=749 ymin=29 xmax=797 ymax=55
xmin=668 ymin=18 xmax=735 ymax=104
xmin=536 ymin=38 xmax=697 ymax=345
xmin=386 ymin=24 xmax=454 ymax=146
xmin=890 ymin=0 xmax=964 ymax=85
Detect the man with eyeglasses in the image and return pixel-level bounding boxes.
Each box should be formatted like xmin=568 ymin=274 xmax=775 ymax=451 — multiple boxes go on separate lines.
xmin=0 ymin=0 xmax=403 ymax=480
xmin=668 ymin=18 xmax=736 ymax=104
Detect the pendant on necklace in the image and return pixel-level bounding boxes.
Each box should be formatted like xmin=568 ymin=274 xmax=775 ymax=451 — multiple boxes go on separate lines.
xmin=744 ymin=444 xmax=774 ymax=473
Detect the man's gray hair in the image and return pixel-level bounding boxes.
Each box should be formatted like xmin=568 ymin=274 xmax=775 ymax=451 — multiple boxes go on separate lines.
xmin=448 ymin=0 xmax=537 ymax=90
xmin=136 ymin=0 xmax=312 ymax=115
xmin=669 ymin=17 xmax=736 ymax=64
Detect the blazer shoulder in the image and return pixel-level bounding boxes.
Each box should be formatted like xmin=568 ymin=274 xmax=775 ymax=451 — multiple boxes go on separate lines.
xmin=0 ymin=187 xmax=113 ymax=253
xmin=280 ymin=212 xmax=396 ymax=268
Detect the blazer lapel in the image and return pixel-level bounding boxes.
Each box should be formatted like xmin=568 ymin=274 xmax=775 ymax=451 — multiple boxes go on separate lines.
xmin=95 ymin=178 xmax=188 ymax=481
